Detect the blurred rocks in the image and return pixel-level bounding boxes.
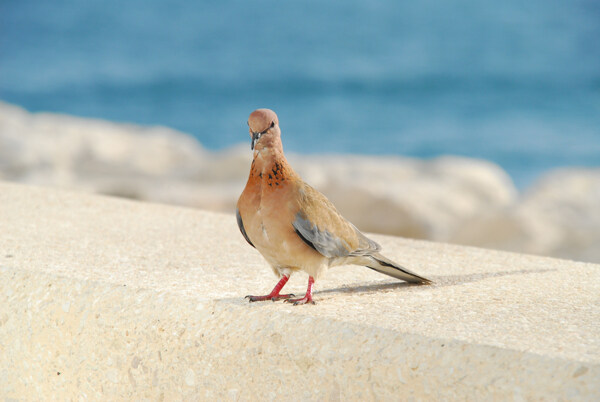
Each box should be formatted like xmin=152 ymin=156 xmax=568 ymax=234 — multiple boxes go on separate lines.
xmin=452 ymin=168 xmax=600 ymax=263
xmin=1 ymin=101 xmax=598 ymax=263
xmin=292 ymin=154 xmax=517 ymax=241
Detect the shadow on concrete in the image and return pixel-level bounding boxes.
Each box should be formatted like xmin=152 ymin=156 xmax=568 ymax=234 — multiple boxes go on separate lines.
xmin=317 ymin=268 xmax=556 ymax=296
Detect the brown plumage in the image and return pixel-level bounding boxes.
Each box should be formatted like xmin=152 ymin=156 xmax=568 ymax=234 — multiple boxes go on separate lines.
xmin=237 ymin=108 xmax=431 ymax=305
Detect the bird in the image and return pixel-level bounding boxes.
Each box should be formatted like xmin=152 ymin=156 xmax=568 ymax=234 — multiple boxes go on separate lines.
xmin=236 ymin=108 xmax=431 ymax=305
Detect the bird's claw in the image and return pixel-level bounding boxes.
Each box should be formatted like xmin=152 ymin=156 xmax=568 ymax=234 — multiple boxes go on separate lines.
xmin=270 ymin=293 xmax=295 ymax=302
xmin=245 ymin=294 xmax=295 ymax=303
xmin=285 ymin=297 xmax=315 ymax=306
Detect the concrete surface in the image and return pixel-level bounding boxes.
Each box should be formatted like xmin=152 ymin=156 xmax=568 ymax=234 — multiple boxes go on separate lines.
xmin=0 ymin=181 xmax=598 ymax=400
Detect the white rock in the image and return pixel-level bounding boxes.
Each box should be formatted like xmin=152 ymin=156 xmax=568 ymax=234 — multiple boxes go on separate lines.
xmin=452 ymin=168 xmax=600 ymax=262
xmin=291 ymin=154 xmax=517 ymax=240
xmin=2 ymin=101 xmax=598 ymax=263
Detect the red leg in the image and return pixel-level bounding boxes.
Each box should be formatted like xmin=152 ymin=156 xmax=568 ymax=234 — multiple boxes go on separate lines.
xmin=245 ymin=275 xmax=295 ymax=302
xmin=285 ymin=276 xmax=316 ymax=305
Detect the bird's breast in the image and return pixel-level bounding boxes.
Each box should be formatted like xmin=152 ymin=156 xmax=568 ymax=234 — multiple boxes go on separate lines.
xmin=239 ymin=153 xmax=324 ymax=268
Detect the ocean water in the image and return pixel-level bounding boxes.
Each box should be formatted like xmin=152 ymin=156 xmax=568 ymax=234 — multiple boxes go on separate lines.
xmin=1 ymin=0 xmax=599 ymax=187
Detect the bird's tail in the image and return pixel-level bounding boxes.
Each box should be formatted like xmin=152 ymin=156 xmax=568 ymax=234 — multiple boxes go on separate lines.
xmin=364 ymin=253 xmax=432 ymax=284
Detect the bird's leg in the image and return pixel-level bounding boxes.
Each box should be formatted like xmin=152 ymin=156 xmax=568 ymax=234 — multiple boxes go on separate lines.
xmin=245 ymin=275 xmax=295 ymax=302
xmin=285 ymin=276 xmax=316 ymax=305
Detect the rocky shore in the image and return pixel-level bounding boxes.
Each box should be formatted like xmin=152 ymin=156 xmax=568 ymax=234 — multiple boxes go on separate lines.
xmin=1 ymin=101 xmax=598 ymax=263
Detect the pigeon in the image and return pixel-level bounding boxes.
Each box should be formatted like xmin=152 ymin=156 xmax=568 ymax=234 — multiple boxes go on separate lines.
xmin=236 ymin=109 xmax=431 ymax=304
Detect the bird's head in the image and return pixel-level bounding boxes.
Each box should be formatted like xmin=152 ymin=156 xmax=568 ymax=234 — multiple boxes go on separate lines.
xmin=247 ymin=108 xmax=280 ymax=151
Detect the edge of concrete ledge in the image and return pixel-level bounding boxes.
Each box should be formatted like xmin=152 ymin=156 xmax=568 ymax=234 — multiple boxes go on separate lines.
xmin=2 ymin=266 xmax=598 ymax=400
xmin=1 ymin=181 xmax=598 ymax=399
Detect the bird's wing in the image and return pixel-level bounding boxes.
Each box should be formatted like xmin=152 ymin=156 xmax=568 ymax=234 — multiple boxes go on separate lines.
xmin=292 ymin=183 xmax=380 ymax=258
xmin=236 ymin=208 xmax=255 ymax=248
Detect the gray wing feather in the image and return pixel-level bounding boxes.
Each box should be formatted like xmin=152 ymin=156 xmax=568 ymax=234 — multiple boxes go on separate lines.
xmin=236 ymin=209 xmax=255 ymax=248
xmin=348 ymin=223 xmax=381 ymax=256
xmin=293 ymin=214 xmax=351 ymax=258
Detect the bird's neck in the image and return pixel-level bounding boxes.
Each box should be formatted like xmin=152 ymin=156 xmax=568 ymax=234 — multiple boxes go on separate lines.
xmin=249 ymin=145 xmax=295 ymax=184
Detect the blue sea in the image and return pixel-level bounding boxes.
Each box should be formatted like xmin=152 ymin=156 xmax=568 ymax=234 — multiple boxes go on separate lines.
xmin=1 ymin=0 xmax=599 ymax=188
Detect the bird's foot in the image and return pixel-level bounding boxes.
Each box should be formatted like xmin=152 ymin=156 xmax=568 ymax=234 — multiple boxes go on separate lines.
xmin=284 ymin=276 xmax=316 ymax=305
xmin=285 ymin=295 xmax=315 ymax=305
xmin=245 ymin=275 xmax=292 ymax=303
xmin=245 ymin=293 xmax=295 ymax=303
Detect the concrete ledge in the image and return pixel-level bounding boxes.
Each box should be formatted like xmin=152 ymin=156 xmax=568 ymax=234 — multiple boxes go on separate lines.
xmin=1 ymin=181 xmax=598 ymax=399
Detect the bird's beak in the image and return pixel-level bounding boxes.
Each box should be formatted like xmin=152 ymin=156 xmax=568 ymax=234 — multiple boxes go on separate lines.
xmin=251 ymin=132 xmax=262 ymax=150
xmin=249 ymin=121 xmax=274 ymax=150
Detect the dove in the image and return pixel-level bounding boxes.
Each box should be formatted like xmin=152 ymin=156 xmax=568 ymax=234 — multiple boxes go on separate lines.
xmin=236 ymin=109 xmax=431 ymax=305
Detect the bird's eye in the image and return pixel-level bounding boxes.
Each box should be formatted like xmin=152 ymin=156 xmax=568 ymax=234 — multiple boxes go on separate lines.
xmin=270 ymin=121 xmax=275 ymax=128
